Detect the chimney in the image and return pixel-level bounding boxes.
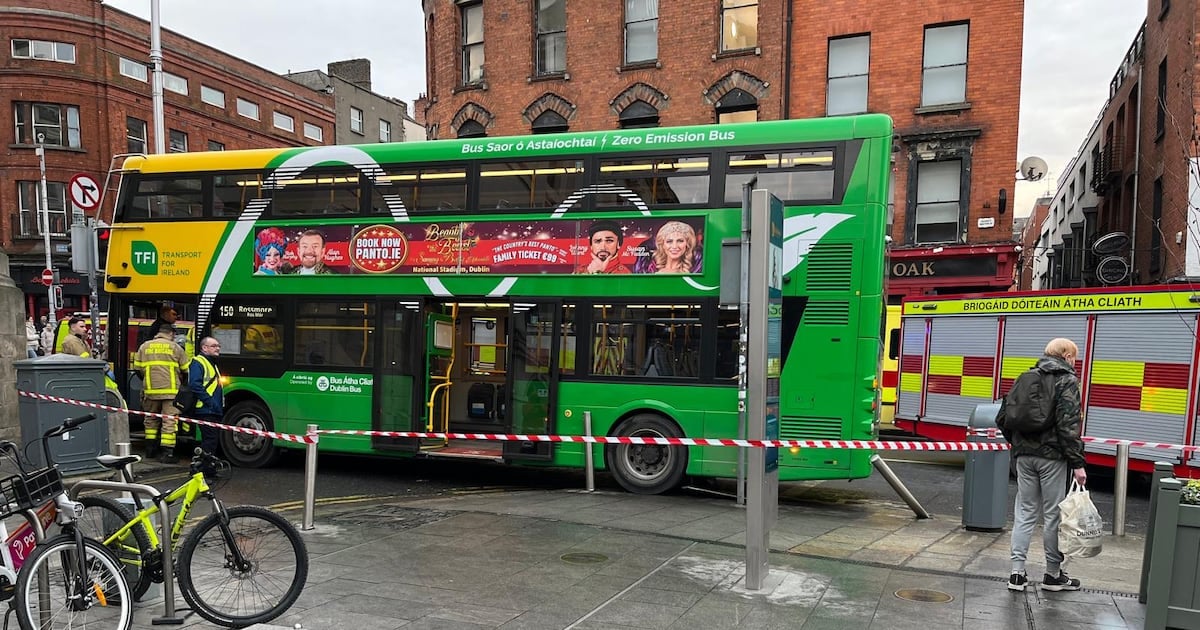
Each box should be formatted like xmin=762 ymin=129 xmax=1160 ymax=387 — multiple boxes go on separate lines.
xmin=327 ymin=59 xmax=372 ymax=91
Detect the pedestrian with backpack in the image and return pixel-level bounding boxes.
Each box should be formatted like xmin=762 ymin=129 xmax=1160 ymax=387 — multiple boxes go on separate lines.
xmin=997 ymin=337 xmax=1088 ymax=593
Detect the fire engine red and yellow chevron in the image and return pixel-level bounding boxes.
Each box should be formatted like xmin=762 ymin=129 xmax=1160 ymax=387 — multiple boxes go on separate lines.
xmin=1088 ymin=360 xmax=1190 ymax=414
xmin=899 ymin=353 xmax=924 ymax=394
xmin=925 ymin=355 xmax=994 ymax=398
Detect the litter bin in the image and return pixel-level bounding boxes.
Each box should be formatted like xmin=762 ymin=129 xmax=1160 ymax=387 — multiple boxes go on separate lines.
xmin=963 ymin=402 xmax=1010 ymax=531
xmin=15 ymin=354 xmax=109 ymax=474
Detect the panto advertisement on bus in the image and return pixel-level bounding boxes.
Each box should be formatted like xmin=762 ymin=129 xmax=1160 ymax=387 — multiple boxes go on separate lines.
xmin=249 ymin=217 xmax=705 ymax=277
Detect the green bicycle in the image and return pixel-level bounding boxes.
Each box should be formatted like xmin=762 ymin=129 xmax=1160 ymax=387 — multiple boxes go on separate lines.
xmin=76 ymin=449 xmax=307 ymax=627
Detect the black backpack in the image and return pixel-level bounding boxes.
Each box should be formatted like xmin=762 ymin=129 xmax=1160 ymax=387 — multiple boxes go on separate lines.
xmin=1001 ymin=367 xmax=1058 ymax=434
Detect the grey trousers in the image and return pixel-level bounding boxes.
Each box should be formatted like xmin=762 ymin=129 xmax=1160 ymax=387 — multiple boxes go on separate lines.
xmin=1010 ymin=455 xmax=1070 ymax=575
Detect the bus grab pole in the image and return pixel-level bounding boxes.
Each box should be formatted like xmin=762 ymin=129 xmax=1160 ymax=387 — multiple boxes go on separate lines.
xmin=303 ymin=424 xmax=318 ymax=530
xmin=584 ymin=412 xmax=595 ymax=492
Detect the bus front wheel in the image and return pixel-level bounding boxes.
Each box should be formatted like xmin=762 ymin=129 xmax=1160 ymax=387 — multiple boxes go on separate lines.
xmin=605 ymin=414 xmax=687 ymax=495
xmin=220 ymin=400 xmax=280 ymax=468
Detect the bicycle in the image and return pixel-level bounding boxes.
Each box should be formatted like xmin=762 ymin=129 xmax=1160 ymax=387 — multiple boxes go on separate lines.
xmin=77 ymin=448 xmax=308 ymax=627
xmin=0 ymin=413 xmax=133 ymax=630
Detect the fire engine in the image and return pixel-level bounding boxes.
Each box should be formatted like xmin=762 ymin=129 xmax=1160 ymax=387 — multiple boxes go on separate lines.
xmin=894 ymin=285 xmax=1200 ymax=474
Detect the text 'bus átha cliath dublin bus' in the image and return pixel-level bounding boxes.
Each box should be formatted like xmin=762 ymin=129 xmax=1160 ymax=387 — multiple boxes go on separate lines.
xmin=102 ymin=115 xmax=891 ymax=495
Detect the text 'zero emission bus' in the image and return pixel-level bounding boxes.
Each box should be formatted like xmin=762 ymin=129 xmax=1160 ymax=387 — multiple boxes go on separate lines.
xmin=103 ymin=116 xmax=891 ymax=494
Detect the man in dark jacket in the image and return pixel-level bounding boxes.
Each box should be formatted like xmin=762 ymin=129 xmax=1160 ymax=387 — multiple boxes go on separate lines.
xmin=187 ymin=337 xmax=224 ymax=473
xmin=997 ymin=337 xmax=1088 ymax=593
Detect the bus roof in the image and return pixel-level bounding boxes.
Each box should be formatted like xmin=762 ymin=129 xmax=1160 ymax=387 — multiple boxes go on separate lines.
xmin=120 ymin=115 xmax=894 ymax=175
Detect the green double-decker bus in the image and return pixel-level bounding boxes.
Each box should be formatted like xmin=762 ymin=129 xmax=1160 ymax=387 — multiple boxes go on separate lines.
xmin=104 ymin=115 xmax=891 ymax=494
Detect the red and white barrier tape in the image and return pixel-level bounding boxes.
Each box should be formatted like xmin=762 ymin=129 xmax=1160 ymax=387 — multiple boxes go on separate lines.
xmin=22 ymin=390 xmax=1200 ymax=453
xmin=17 ymin=390 xmax=316 ymax=445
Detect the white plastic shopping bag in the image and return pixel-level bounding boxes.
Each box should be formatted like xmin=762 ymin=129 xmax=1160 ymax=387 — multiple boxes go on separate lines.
xmin=1058 ymin=480 xmax=1104 ymax=558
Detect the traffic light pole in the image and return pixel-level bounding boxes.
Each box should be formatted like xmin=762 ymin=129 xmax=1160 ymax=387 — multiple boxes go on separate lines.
xmin=87 ymin=219 xmax=102 ymax=360
xmin=35 ymin=142 xmax=56 ymax=330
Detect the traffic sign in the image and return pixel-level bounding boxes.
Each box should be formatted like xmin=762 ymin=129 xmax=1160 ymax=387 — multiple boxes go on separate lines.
xmin=40 ymin=268 xmax=54 ymax=286
xmin=67 ymin=173 xmax=101 ymax=211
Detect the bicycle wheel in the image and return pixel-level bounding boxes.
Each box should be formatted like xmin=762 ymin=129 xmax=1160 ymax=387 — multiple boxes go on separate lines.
xmin=177 ymin=505 xmax=307 ymax=627
xmin=15 ymin=534 xmax=133 ymax=630
xmin=77 ymin=495 xmax=153 ymax=600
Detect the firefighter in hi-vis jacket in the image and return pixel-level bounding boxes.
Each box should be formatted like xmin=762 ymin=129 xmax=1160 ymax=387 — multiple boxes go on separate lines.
xmin=134 ymin=322 xmax=189 ymax=462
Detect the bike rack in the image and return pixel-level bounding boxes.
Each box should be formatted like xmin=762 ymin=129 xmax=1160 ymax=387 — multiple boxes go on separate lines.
xmin=69 ymin=479 xmax=184 ymax=625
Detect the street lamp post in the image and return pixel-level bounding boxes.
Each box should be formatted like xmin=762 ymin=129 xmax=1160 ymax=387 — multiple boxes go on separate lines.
xmin=150 ymin=0 xmax=165 ymax=154
xmin=35 ymin=139 xmax=56 ymax=331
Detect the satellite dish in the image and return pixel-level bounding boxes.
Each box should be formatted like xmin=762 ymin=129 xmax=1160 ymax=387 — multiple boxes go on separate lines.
xmin=1093 ymin=231 xmax=1131 ymax=255
xmin=1019 ymin=156 xmax=1049 ymax=182
xmin=1096 ymin=256 xmax=1130 ymax=285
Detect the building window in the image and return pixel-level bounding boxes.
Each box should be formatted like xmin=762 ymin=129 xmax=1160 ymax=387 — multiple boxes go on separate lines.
xmin=715 ymin=88 xmax=757 ymax=123
xmin=18 ymin=181 xmax=67 ymax=237
xmin=914 ymin=160 xmax=962 ymax=243
xmin=207 ymin=140 xmax=225 ymax=151
xmin=625 ymin=0 xmax=658 ymax=64
xmin=921 ymin=23 xmax=968 ymax=107
xmin=1151 ymin=177 xmax=1163 ymax=274
xmin=126 ymin=117 xmax=147 ymax=153
xmin=303 ymin=122 xmax=323 ymax=142
xmin=273 ymin=111 xmax=295 ymax=132
xmin=163 ymin=71 xmax=188 ymax=95
xmin=236 ymin=98 xmax=259 ymax=120
xmin=1156 ymin=57 xmax=1167 ymax=138
xmin=12 ymin=39 xmax=75 ymax=63
xmin=461 ymin=2 xmax=484 ymax=84
xmin=350 ymin=107 xmax=364 ymax=134
xmin=827 ymin=35 xmax=870 ymax=115
xmin=619 ymin=100 xmax=659 ymax=128
xmin=168 ymin=129 xmax=187 ymax=153
xmin=535 ymin=0 xmax=567 ymax=76
xmin=119 ymin=57 xmax=148 ymax=81
xmin=14 ymin=103 xmax=81 ymax=148
xmin=720 ymin=0 xmax=758 ymax=52
xmin=457 ymin=120 xmax=486 ymax=138
xmin=531 ymin=110 xmax=568 ymax=134
xmin=379 ymin=119 xmax=392 ymax=142
xmin=200 ymin=85 xmax=225 ymax=108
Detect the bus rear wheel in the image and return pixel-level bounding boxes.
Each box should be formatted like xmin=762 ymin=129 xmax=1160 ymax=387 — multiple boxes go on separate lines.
xmin=220 ymin=400 xmax=280 ymax=468
xmin=605 ymin=414 xmax=687 ymax=495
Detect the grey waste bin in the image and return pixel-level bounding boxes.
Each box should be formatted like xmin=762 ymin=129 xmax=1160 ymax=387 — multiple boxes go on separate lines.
xmin=963 ymin=402 xmax=1010 ymax=531
xmin=15 ymin=355 xmax=109 ymax=474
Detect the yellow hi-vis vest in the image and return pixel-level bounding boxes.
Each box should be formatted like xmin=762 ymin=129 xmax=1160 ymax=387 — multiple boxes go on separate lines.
xmin=192 ymin=354 xmax=219 ymax=408
xmin=134 ymin=332 xmax=188 ymax=398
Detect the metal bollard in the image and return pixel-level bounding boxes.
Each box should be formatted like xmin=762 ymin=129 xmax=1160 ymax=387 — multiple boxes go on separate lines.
xmin=303 ymin=424 xmax=318 ymax=531
xmin=1113 ymin=442 xmax=1129 ymax=536
xmin=583 ymin=412 xmax=595 ymax=492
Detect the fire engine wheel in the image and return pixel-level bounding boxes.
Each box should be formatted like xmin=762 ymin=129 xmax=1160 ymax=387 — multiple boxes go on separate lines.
xmin=605 ymin=414 xmax=687 ymax=495
xmin=220 ymin=400 xmax=281 ymax=468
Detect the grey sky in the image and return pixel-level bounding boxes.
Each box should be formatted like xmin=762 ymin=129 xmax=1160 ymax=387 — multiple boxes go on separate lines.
xmin=105 ymin=1 xmax=1147 ymax=218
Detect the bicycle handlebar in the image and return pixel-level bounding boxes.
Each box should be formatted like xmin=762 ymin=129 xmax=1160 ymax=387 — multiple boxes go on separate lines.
xmin=38 ymin=413 xmax=98 ymax=468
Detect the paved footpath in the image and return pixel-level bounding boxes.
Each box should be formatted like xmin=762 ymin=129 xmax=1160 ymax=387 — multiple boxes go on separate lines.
xmin=126 ymin=485 xmax=1146 ymax=629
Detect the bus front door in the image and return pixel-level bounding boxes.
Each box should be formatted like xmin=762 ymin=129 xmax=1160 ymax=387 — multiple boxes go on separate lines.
xmin=502 ymin=302 xmax=558 ymax=461
xmin=371 ymin=301 xmax=423 ymax=452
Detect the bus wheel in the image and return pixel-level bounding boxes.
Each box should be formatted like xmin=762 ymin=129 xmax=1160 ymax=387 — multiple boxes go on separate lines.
xmin=605 ymin=414 xmax=687 ymax=495
xmin=220 ymin=401 xmax=280 ymax=468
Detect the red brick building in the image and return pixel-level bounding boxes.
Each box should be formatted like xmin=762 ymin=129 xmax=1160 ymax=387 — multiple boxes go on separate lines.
xmin=420 ymin=0 xmax=1025 ymax=301
xmin=1038 ymin=0 xmax=1200 ymax=288
xmin=2 ymin=0 xmax=335 ymax=318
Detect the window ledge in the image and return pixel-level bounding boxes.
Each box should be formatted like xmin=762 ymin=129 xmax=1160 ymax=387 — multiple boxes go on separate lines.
xmin=9 ymin=143 xmax=86 ymax=153
xmin=914 ymin=102 xmax=972 ymax=115
xmin=454 ymin=82 xmax=486 ymax=94
xmin=618 ymin=61 xmax=660 ymax=73
xmin=529 ymin=72 xmax=569 ymax=84
xmin=712 ymin=47 xmax=760 ymax=61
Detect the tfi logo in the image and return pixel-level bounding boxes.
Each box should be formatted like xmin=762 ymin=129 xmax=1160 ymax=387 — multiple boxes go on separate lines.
xmin=131 ymin=241 xmax=158 ymax=275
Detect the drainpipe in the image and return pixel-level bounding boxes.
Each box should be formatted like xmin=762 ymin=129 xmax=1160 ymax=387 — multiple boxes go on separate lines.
xmin=781 ymin=0 xmax=794 ymax=119
xmin=1129 ymin=65 xmax=1142 ymax=284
